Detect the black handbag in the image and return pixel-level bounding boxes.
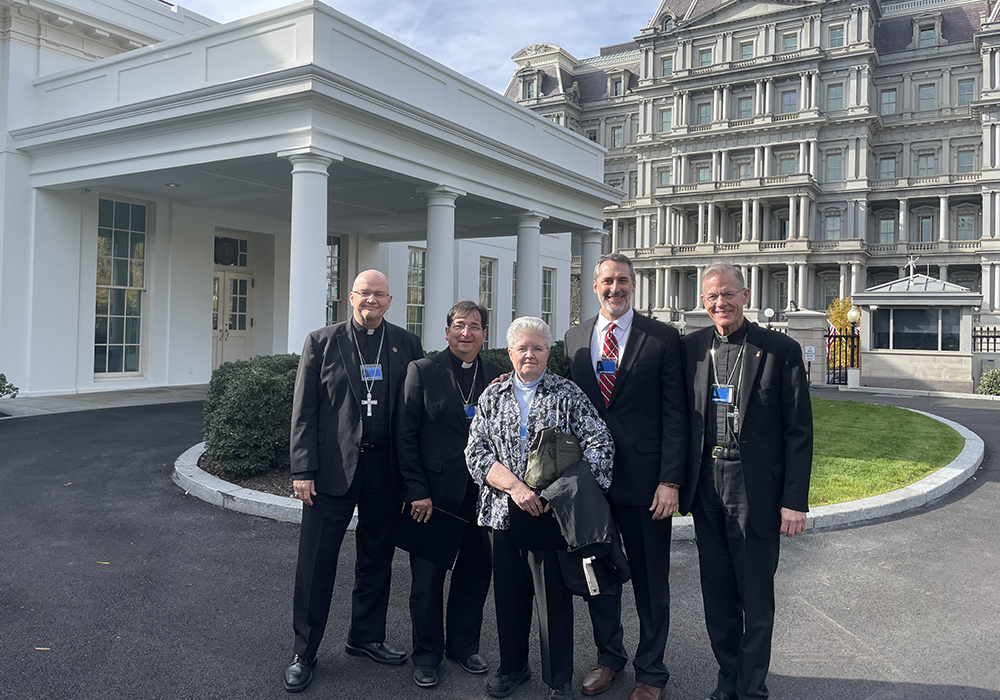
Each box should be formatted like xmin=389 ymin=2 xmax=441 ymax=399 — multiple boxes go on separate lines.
xmin=524 ymin=427 xmax=582 ymax=491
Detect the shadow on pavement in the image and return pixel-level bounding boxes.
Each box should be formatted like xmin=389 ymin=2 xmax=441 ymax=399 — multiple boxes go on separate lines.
xmin=771 ymin=675 xmax=1000 ymax=700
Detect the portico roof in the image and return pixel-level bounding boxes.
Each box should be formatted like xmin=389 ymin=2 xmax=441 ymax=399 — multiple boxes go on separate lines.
xmin=853 ymin=273 xmax=984 ymax=307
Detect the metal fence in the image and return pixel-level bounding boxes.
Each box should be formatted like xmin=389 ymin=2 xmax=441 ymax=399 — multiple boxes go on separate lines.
xmin=825 ymin=332 xmax=859 ymax=385
xmin=973 ymin=326 xmax=1000 ymax=352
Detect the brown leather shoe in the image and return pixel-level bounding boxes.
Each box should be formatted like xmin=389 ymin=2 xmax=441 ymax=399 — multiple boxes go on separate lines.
xmin=628 ymin=681 xmax=664 ymax=700
xmin=581 ymin=665 xmax=616 ymax=696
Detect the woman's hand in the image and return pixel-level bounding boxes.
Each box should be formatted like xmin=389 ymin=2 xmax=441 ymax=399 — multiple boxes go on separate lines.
xmin=510 ymin=481 xmax=549 ymax=516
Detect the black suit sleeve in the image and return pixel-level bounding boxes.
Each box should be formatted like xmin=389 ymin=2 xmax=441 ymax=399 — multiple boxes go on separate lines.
xmin=397 ymin=361 xmax=430 ymax=504
xmin=779 ymin=340 xmax=813 ymax=512
xmin=658 ymin=327 xmax=689 ymax=485
xmin=290 ymin=332 xmax=321 ymax=480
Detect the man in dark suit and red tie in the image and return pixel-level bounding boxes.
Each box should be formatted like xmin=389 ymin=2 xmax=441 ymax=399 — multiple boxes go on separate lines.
xmin=563 ymin=253 xmax=688 ymax=700
xmin=680 ymin=262 xmax=812 ymax=700
xmin=283 ymin=269 xmax=423 ymax=693
xmin=397 ymin=301 xmax=503 ymax=689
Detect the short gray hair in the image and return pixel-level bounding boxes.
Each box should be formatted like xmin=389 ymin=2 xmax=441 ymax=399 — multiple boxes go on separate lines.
xmin=506 ymin=316 xmax=553 ymax=348
xmin=593 ymin=253 xmax=635 ymax=282
xmin=702 ymin=262 xmax=745 ymax=289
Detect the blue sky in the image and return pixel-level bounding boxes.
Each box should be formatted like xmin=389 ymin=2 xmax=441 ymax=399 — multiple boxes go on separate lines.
xmin=178 ymin=0 xmax=654 ymax=93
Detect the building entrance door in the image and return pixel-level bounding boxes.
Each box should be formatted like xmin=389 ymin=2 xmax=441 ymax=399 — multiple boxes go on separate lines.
xmin=212 ymin=270 xmax=254 ymax=369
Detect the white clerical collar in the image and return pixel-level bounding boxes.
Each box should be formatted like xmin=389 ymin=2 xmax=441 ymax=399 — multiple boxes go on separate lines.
xmin=461 ymin=360 xmax=474 ymax=369
xmin=597 ymin=307 xmax=633 ymax=334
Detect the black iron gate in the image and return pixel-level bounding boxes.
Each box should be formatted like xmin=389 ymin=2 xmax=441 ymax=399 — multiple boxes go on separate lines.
xmin=825 ymin=332 xmax=859 ymax=385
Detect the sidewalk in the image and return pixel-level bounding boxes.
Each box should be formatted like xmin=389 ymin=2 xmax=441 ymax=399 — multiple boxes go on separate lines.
xmin=0 ymin=384 xmax=208 ymax=418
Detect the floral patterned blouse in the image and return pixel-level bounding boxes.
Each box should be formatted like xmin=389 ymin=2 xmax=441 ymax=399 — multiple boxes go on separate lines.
xmin=465 ymin=369 xmax=615 ymax=530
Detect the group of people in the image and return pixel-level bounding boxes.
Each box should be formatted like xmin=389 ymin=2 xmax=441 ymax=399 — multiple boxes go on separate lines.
xmin=282 ymin=255 xmax=813 ymax=700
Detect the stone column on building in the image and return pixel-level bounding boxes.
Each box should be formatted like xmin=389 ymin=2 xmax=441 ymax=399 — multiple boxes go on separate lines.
xmin=752 ymin=198 xmax=761 ymax=241
xmin=696 ymin=266 xmax=706 ymax=307
xmin=281 ymin=147 xmax=341 ymax=353
xmin=712 ymin=152 xmax=720 ymax=182
xmin=741 ymin=200 xmax=750 ymax=241
xmin=787 ymin=263 xmax=797 ymax=309
xmin=839 ymin=262 xmax=849 ymax=299
xmin=720 ymin=150 xmax=729 ymax=180
xmin=984 ymin=49 xmax=994 ymax=91
xmin=799 ymin=72 xmax=809 ymax=108
xmin=611 ymin=218 xmax=620 ymax=251
xmin=713 ymin=87 xmax=722 ymax=122
xmin=423 ymin=186 xmax=467 ymax=347
xmin=983 ymin=262 xmax=994 ymax=312
xmin=798 ymin=263 xmax=808 ymax=309
xmin=810 ymin=71 xmax=819 ymax=109
xmin=665 ymin=267 xmax=675 ymax=311
xmin=897 ymin=266 xmax=906 ymax=280
xmin=939 ymin=263 xmax=949 ymax=283
xmin=845 ymin=201 xmax=856 ymax=240
xmin=754 ymin=146 xmax=763 ymax=177
xmin=851 ymin=262 xmax=864 ymax=295
xmin=799 ymin=195 xmax=810 ymax=239
xmin=722 ymin=87 xmax=731 ymax=121
xmin=765 ymin=78 xmax=774 ymax=114
xmin=755 ymin=80 xmax=764 ymax=116
xmin=799 ymin=142 xmax=808 ymax=172
xmin=751 ymin=265 xmax=761 ymax=309
xmin=681 ymin=154 xmax=690 ymax=183
xmin=578 ymin=229 xmax=605 ymax=321
xmin=899 ymin=199 xmax=909 ymax=242
xmin=788 ymin=197 xmax=797 ymax=240
xmin=515 ymin=211 xmax=547 ymax=318
xmin=810 ymin=140 xmax=819 ymax=178
xmin=655 ymin=268 xmax=666 ymax=308
xmin=698 ymin=203 xmax=707 ymax=243
xmin=985 ymin=192 xmax=994 ymax=241
xmin=939 ymin=195 xmax=949 ymax=241
xmin=708 ymin=203 xmax=717 ymax=244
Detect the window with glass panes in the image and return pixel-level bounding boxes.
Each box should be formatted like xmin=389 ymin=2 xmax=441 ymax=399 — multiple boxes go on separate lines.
xmin=783 ymin=33 xmax=797 ymax=52
xmin=881 ymin=89 xmax=897 ymax=115
xmin=740 ymin=42 xmax=754 ymax=60
xmin=826 ymin=153 xmax=842 ymax=181
xmin=659 ymin=170 xmax=671 ymax=187
xmin=541 ymin=268 xmax=555 ymax=327
xmin=479 ymin=257 xmax=496 ymax=349
xmin=586 ymin=130 xmax=598 ymax=142
xmin=827 ymin=84 xmax=843 ymax=110
xmin=525 ymin=79 xmax=535 ymax=99
xmin=918 ymin=84 xmax=935 ymax=111
xmin=781 ymin=90 xmax=797 ymax=113
xmin=917 ymin=153 xmax=936 ymax=176
xmin=879 ymin=157 xmax=896 ymax=180
xmin=612 ymin=126 xmax=623 ymax=148
xmin=779 ymin=157 xmax=796 ymax=175
xmin=698 ymin=103 xmax=711 ymax=124
xmin=879 ymin=218 xmax=895 ymax=243
xmin=739 ymin=162 xmax=754 ymax=178
xmin=661 ymin=57 xmax=672 ymax=76
xmin=957 ymin=214 xmax=976 ymax=240
xmin=95 ymin=198 xmax=146 ymax=374
xmin=958 ymin=80 xmax=975 ymax=106
xmin=738 ymin=96 xmax=753 ymax=119
xmin=825 ymin=215 xmax=841 ymax=240
xmin=700 ymin=49 xmax=712 ymax=66
xmin=406 ymin=247 xmax=426 ymax=341
xmin=326 ymin=235 xmax=342 ymax=325
xmin=918 ymin=26 xmax=935 ymax=48
xmin=958 ymin=150 xmax=975 ymax=173
xmin=823 ymin=278 xmax=839 ymax=309
xmin=697 ymin=165 xmax=711 ymax=182
xmin=829 ymin=25 xmax=844 ymax=48
xmin=661 ymin=108 xmax=672 ymax=132
xmin=612 ymin=79 xmax=623 ymax=96
xmin=873 ymin=307 xmax=960 ymax=351
xmin=917 ymin=216 xmax=934 ymax=241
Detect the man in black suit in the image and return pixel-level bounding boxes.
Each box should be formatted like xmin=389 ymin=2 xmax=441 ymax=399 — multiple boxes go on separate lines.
xmin=283 ymin=269 xmax=423 ymax=693
xmin=680 ymin=262 xmax=812 ymax=700
xmin=564 ymin=253 xmax=688 ymax=700
xmin=397 ymin=301 xmax=503 ymax=689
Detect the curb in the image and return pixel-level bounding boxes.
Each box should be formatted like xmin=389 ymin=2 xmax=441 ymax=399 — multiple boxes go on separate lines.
xmin=171 ymin=407 xmax=984 ymax=538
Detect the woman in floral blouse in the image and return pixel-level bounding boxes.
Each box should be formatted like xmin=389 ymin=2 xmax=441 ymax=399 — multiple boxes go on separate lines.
xmin=465 ymin=316 xmax=614 ymax=700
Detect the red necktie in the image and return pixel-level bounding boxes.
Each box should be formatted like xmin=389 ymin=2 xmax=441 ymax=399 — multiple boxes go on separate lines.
xmin=599 ymin=322 xmax=618 ymax=406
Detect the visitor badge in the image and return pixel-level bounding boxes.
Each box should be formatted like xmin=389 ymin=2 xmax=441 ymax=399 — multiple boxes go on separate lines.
xmin=465 ymin=405 xmax=476 ymax=420
xmin=361 ymin=364 xmax=383 ymax=381
xmin=711 ymin=384 xmax=734 ymax=404
xmin=520 ymin=425 xmax=528 ymax=439
xmin=596 ymin=358 xmax=616 ymax=374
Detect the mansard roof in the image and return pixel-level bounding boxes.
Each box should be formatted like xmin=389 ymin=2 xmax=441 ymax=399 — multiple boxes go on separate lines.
xmin=875 ymin=3 xmax=983 ymax=54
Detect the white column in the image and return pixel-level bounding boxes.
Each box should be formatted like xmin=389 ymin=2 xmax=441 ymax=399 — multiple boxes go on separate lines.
xmin=788 ymin=196 xmax=797 ymax=240
xmin=698 ymin=203 xmax=707 ymax=243
xmin=765 ymin=78 xmax=774 ymax=114
xmin=939 ymin=195 xmax=949 ymax=241
xmin=755 ymin=80 xmax=764 ymax=115
xmin=839 ymin=262 xmax=848 ymax=298
xmin=799 ymin=142 xmax=808 ymax=172
xmin=741 ymin=200 xmax=750 ymax=241
xmin=985 ymin=192 xmax=994 ymax=242
xmin=800 ymin=72 xmax=809 ymax=108
xmin=655 ymin=268 xmax=665 ymax=308
xmin=763 ymin=145 xmax=772 ymax=176
xmin=281 ymin=148 xmax=340 ymax=352
xmin=578 ymin=229 xmax=605 ymax=321
xmin=752 ymin=198 xmax=761 ymax=241
xmin=939 ymin=263 xmax=949 ymax=283
xmin=751 ymin=265 xmax=761 ymax=308
xmin=799 ymin=195 xmax=810 ymax=239
xmin=798 ymin=263 xmax=808 ymax=309
xmin=983 ymin=263 xmax=994 ymax=312
xmin=515 ymin=211 xmax=547 ymax=318
xmin=665 ymin=267 xmax=675 ymax=310
xmin=810 ymin=72 xmax=819 ymax=109
xmin=851 ymin=262 xmax=863 ymax=295
xmin=423 ymin=186 xmax=466 ymax=348
xmin=713 ymin=87 xmax=722 ymax=122
xmin=708 ymin=203 xmax=717 ymax=243
xmin=787 ymin=263 xmax=797 ymax=309
xmin=810 ymin=140 xmax=819 ymax=178
xmin=754 ymin=146 xmax=763 ymax=177
xmin=722 ymin=87 xmax=731 ymax=121
xmin=899 ymin=199 xmax=909 ymax=242
xmin=696 ymin=266 xmax=706 ymax=307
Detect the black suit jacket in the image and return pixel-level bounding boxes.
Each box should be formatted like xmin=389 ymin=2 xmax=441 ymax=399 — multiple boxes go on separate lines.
xmin=680 ymin=321 xmax=813 ymax=537
xmin=564 ymin=312 xmax=688 ymax=507
xmin=396 ymin=350 xmax=503 ymax=514
xmin=289 ymin=320 xmax=423 ymax=496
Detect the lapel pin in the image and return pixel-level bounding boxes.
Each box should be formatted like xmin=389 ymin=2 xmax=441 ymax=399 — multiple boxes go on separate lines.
xmin=393 ymin=347 xmax=398 ymax=352
xmin=756 ymin=351 xmax=761 ymax=358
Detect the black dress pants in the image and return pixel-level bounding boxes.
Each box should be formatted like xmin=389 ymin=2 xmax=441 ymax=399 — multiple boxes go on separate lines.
xmin=292 ymin=449 xmax=400 ymax=661
xmin=587 ymin=503 xmax=673 ymax=687
xmin=486 ymin=528 xmax=575 ymax=689
xmin=691 ymin=456 xmax=780 ymax=700
xmin=409 ymin=487 xmax=492 ymax=668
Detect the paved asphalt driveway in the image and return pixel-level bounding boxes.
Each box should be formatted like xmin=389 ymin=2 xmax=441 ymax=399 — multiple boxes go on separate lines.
xmin=1 ymin=389 xmax=998 ymax=700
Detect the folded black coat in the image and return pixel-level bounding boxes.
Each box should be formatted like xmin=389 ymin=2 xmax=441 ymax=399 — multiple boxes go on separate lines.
xmin=503 ymin=459 xmax=631 ymax=598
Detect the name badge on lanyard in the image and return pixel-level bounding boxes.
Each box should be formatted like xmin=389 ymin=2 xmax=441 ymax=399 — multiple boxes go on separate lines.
xmin=519 ymin=425 xmax=528 ymax=439
xmin=464 ymin=405 xmax=476 ymax=420
xmin=711 ymin=384 xmax=734 ymax=404
xmin=596 ymin=358 xmax=616 ymax=375
xmin=361 ymin=364 xmax=383 ymax=381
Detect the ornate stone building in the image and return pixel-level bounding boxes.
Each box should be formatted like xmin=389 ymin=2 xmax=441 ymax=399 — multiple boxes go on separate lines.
xmin=507 ymin=0 xmax=1000 ymax=325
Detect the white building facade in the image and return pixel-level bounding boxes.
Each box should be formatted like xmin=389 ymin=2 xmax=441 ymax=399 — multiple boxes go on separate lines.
xmin=508 ymin=0 xmax=1000 ymax=326
xmin=0 ymin=0 xmax=618 ymax=396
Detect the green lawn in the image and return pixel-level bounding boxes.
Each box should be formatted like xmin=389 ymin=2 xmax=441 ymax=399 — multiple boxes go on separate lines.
xmin=809 ymin=399 xmax=964 ymax=507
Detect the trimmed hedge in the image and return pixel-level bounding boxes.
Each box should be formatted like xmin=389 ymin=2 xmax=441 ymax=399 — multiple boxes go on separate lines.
xmin=458 ymin=340 xmax=566 ymax=377
xmin=204 ymin=354 xmax=299 ymax=477
xmin=978 ymin=368 xmax=1000 ymax=396
xmin=0 ymin=373 xmax=17 ymax=399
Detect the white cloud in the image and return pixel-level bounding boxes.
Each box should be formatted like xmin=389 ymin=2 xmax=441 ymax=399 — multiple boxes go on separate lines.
xmin=178 ymin=0 xmax=653 ymax=92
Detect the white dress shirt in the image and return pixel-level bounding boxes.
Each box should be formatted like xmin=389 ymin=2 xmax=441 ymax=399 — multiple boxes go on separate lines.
xmin=590 ymin=307 xmax=634 ymax=372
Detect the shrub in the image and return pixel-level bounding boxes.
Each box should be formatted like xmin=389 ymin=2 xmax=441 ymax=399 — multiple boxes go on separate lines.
xmin=0 ymin=373 xmax=17 ymax=399
xmin=978 ymin=368 xmax=1000 ymax=396
xmin=478 ymin=340 xmax=566 ymax=376
xmin=204 ymin=354 xmax=299 ymax=477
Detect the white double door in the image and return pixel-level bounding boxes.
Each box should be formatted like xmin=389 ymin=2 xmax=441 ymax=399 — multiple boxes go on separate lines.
xmin=212 ymin=270 xmax=254 ymax=369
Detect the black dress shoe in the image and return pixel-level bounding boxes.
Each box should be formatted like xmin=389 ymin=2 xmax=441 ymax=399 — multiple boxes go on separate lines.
xmin=548 ymin=681 xmax=575 ymax=699
xmin=486 ymin=664 xmax=531 ymax=698
xmin=445 ymin=651 xmax=489 ymax=674
xmin=283 ymin=654 xmax=316 ymax=693
xmin=413 ymin=665 xmax=439 ymax=688
xmin=345 ymin=638 xmax=409 ymax=665
xmin=703 ymin=690 xmax=737 ymax=700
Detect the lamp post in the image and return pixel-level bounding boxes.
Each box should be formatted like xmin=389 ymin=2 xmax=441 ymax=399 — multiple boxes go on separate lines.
xmin=763 ymin=307 xmax=775 ymax=330
xmin=846 ymin=305 xmax=861 ymax=371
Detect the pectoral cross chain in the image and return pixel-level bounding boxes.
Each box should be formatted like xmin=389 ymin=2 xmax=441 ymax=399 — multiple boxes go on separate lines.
xmin=362 ymin=392 xmax=377 ymax=417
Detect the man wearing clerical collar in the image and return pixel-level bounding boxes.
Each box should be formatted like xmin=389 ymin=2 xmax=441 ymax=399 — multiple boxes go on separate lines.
xmin=564 ymin=253 xmax=688 ymax=700
xmin=397 ymin=301 xmax=503 ymax=689
xmin=284 ymin=269 xmax=423 ymax=693
xmin=680 ymin=262 xmax=812 ymax=700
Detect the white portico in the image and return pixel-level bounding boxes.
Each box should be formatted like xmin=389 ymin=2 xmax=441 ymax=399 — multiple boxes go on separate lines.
xmin=1 ymin=0 xmax=619 ymax=395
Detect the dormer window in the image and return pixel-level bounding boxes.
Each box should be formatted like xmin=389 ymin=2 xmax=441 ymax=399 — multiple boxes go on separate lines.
xmin=908 ymin=12 xmax=946 ymax=50
xmin=662 ymin=17 xmax=674 ymax=31
xmin=919 ymin=26 xmax=935 ymax=47
xmin=613 ymin=79 xmax=623 ymax=97
xmin=525 ymin=79 xmax=536 ymax=99
xmin=606 ymin=68 xmax=631 ymax=99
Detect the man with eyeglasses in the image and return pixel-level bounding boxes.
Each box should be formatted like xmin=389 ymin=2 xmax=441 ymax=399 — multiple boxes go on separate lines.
xmin=284 ymin=269 xmax=423 ymax=693
xmin=396 ymin=301 xmax=503 ymax=689
xmin=680 ymin=262 xmax=812 ymax=700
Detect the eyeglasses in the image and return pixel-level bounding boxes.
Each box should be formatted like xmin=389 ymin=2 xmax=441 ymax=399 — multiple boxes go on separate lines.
xmin=450 ymin=323 xmax=483 ymax=333
xmin=352 ymin=289 xmax=390 ymax=300
xmin=702 ymin=290 xmax=745 ymax=304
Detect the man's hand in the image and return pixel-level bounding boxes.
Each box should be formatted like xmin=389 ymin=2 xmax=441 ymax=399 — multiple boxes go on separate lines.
xmin=510 ymin=482 xmax=550 ymax=516
xmin=293 ymin=479 xmax=317 ymax=507
xmin=649 ymin=483 xmax=679 ymax=520
xmin=490 ymin=372 xmax=511 ymax=386
xmin=410 ymin=498 xmax=434 ymax=523
xmin=779 ymin=507 xmax=807 ymax=537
